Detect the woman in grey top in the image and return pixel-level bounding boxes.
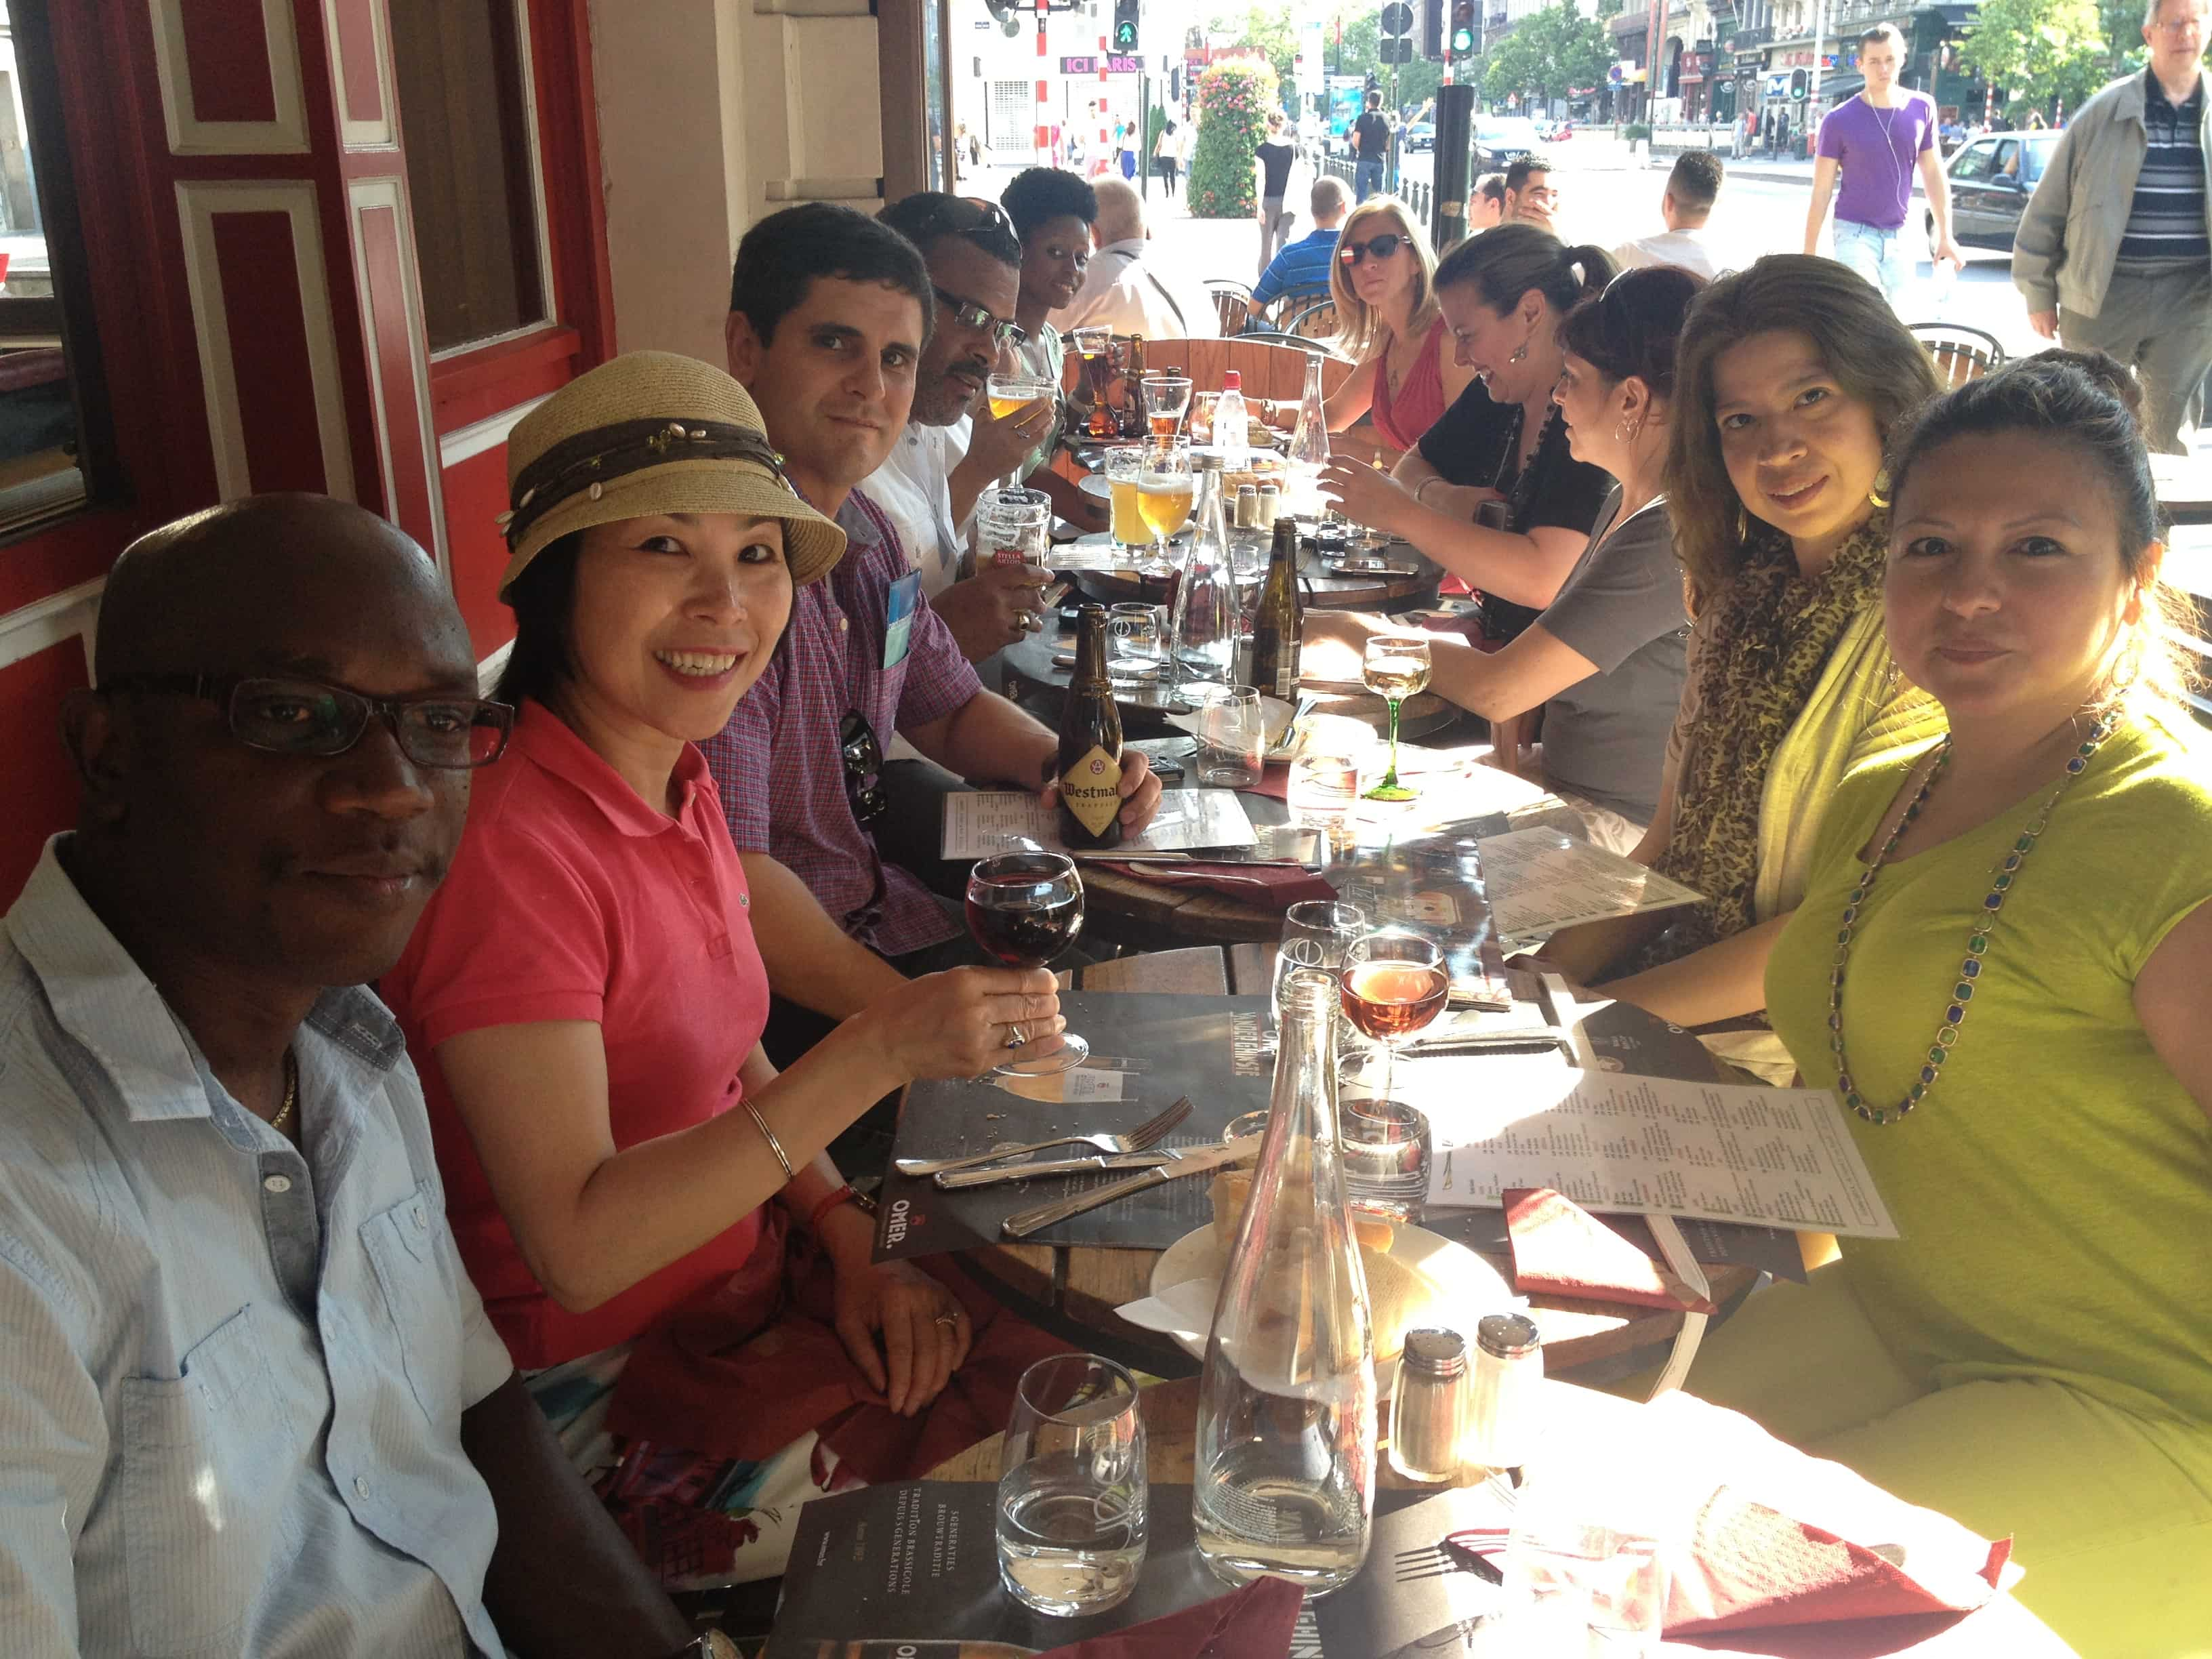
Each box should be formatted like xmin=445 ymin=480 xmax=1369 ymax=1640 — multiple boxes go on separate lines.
xmin=1307 ymin=266 xmax=1703 ymax=851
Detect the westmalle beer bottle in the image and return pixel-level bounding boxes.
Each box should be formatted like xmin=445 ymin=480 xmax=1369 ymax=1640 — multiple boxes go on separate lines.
xmin=1248 ymin=516 xmax=1305 ymax=700
xmin=1055 ymin=605 xmax=1126 ymax=849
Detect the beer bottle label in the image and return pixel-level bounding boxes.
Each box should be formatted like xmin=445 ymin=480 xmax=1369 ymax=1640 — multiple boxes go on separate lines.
xmin=1059 ymin=745 xmax=1124 ymax=836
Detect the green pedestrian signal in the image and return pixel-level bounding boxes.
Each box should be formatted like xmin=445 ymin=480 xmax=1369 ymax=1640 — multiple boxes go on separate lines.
xmin=1113 ymin=0 xmax=1139 ymax=52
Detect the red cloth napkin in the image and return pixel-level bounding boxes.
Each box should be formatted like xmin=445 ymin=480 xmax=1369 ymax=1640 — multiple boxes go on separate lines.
xmin=1093 ymin=859 xmax=1336 ymax=910
xmin=605 ymin=1209 xmax=1073 ymax=1483
xmin=1246 ymin=762 xmax=1292 ymax=801
xmin=1032 ymin=1576 xmax=1306 ymax=1659
xmin=1502 ymin=1186 xmax=1717 ymax=1314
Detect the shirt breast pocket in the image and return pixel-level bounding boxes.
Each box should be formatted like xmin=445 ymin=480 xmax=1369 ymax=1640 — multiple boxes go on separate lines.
xmin=361 ymin=1181 xmax=466 ymax=1429
xmin=119 ymin=1303 xmax=305 ymax=1656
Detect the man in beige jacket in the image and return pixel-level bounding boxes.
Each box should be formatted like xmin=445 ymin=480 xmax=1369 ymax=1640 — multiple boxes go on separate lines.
xmin=2011 ymin=0 xmax=2212 ymax=453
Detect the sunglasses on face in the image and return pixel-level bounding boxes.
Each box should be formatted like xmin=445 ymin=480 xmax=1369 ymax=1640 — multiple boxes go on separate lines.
xmin=839 ymin=708 xmax=888 ymax=826
xmin=102 ymin=673 xmax=514 ymax=769
xmin=1338 ymin=232 xmax=1408 ymax=266
xmin=930 ymin=285 xmax=1025 ymax=349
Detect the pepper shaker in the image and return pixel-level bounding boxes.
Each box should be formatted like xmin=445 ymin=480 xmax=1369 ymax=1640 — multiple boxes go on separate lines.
xmin=1389 ymin=1327 xmax=1470 ymax=1484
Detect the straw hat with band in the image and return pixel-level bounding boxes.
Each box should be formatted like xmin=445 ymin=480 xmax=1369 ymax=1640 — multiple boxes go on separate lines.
xmin=496 ymin=350 xmax=846 ymax=600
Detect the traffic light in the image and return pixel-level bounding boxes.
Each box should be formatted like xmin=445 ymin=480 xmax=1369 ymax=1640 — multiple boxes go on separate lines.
xmin=1112 ymin=0 xmax=1138 ymax=52
xmin=1449 ymin=0 xmax=1476 ymax=56
xmin=1789 ymin=66 xmax=1809 ymax=100
xmin=1422 ymin=0 xmax=1446 ymax=60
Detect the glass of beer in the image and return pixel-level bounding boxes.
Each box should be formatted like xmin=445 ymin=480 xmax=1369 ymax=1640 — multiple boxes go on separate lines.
xmin=1103 ymin=446 xmax=1149 ymax=555
xmin=1140 ymin=373 xmax=1193 ymax=441
xmin=1136 ymin=439 xmax=1193 ymax=572
xmin=986 ymin=371 xmax=1057 ymax=487
xmin=1071 ymin=326 xmax=1116 ymax=438
xmin=1360 ymin=631 xmax=1433 ymax=802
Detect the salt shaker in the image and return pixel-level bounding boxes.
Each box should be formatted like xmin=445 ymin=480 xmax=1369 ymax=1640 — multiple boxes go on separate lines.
xmin=1389 ymin=1327 xmax=1469 ymax=1485
xmin=1234 ymin=483 xmax=1261 ymax=531
xmin=1465 ymin=1311 xmax=1543 ymax=1473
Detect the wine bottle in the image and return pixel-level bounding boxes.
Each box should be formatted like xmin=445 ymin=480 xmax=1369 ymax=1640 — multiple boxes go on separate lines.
xmin=1248 ymin=516 xmax=1304 ymax=700
xmin=1193 ymin=967 xmax=1376 ymax=1595
xmin=1054 ymin=605 xmax=1126 ymax=850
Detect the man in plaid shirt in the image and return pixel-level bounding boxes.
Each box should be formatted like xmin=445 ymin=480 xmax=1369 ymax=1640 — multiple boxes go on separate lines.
xmin=702 ymin=205 xmax=1162 ymax=1069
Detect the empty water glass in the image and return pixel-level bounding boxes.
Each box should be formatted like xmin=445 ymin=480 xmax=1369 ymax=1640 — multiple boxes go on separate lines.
xmin=1338 ymin=1097 xmax=1431 ymax=1221
xmin=1290 ymin=746 xmax=1366 ymax=844
xmin=1191 ymin=683 xmax=1265 ymax=788
xmin=997 ymin=1353 xmax=1148 ymax=1617
xmin=1107 ymin=601 xmax=1165 ymax=673
xmin=1503 ymin=1519 xmax=1669 ymax=1658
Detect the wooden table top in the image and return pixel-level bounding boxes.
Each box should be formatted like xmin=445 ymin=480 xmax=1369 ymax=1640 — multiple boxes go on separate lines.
xmin=953 ymin=945 xmax=1761 ymax=1380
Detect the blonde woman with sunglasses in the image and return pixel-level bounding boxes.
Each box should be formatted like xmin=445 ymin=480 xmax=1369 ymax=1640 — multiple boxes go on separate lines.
xmin=1318 ymin=197 xmax=1479 ymax=451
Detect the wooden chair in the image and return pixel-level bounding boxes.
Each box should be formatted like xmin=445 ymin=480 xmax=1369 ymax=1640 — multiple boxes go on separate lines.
xmin=1908 ymin=322 xmax=2005 ymax=389
xmin=1281 ymin=298 xmax=1340 ymax=344
xmin=1204 ymin=279 xmax=1254 ymax=337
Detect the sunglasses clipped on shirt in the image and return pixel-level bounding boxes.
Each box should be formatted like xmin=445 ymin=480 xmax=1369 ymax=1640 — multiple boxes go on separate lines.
xmin=101 ymin=673 xmax=515 ymax=769
xmin=840 ymin=708 xmax=888 ymax=827
xmin=1338 ymin=232 xmax=1408 ymax=266
xmin=930 ymin=285 xmax=1026 ymax=349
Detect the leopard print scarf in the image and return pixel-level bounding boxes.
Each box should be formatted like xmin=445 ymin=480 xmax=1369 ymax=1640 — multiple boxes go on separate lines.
xmin=1652 ymin=508 xmax=1893 ymax=955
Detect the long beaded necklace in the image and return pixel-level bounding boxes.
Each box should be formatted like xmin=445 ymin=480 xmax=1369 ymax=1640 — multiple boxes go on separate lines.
xmin=1828 ymin=712 xmax=2117 ymax=1126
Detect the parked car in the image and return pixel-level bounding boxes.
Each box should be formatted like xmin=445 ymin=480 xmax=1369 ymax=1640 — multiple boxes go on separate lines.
xmin=1928 ymin=129 xmax=2060 ymax=252
xmin=1473 ymin=116 xmax=1544 ymax=173
xmin=1404 ymin=119 xmax=1435 ymax=152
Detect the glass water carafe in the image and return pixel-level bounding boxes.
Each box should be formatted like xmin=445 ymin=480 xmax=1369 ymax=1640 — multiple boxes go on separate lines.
xmin=1282 ymin=350 xmax=1331 ymax=520
xmin=1168 ymin=460 xmax=1239 ymax=692
xmin=1192 ymin=968 xmax=1377 ymax=1597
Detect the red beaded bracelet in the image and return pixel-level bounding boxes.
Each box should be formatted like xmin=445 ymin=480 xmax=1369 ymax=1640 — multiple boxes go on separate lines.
xmin=806 ymin=1183 xmax=864 ymax=1236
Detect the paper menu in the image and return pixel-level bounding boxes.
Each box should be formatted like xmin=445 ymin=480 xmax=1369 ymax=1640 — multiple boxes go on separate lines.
xmin=1412 ymin=1054 xmax=1898 ymax=1239
xmin=939 ymin=787 xmax=1257 ymax=860
xmin=1477 ymin=826 xmax=1702 ymax=948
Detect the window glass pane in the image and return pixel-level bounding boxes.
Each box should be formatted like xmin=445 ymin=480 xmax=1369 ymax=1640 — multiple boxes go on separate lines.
xmin=0 ymin=0 xmax=86 ymax=531
xmin=388 ymin=0 xmax=546 ymax=352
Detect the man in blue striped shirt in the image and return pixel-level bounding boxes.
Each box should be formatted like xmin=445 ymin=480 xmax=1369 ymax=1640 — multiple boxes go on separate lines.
xmin=0 ymin=495 xmax=699 ymax=1658
xmin=1253 ymin=175 xmax=1349 ymax=322
xmin=2013 ymin=0 xmax=2212 ymax=452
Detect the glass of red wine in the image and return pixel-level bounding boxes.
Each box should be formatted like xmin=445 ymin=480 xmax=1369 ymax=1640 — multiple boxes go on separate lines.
xmin=966 ymin=851 xmax=1089 ymax=1076
xmin=1337 ymin=928 xmax=1449 ymax=1114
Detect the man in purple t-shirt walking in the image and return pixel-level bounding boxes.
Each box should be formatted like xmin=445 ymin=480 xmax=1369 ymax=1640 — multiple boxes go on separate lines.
xmin=1803 ymin=23 xmax=1962 ymax=304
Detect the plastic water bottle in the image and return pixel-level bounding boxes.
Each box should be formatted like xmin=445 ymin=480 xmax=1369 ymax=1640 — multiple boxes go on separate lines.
xmin=1215 ymin=369 xmax=1249 ymax=466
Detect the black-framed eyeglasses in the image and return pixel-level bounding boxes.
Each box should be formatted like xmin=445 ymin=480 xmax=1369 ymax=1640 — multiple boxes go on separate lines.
xmin=839 ymin=708 xmax=888 ymax=826
xmin=930 ymin=285 xmax=1026 ymax=348
xmin=102 ymin=673 xmax=514 ymax=770
xmin=1338 ymin=232 xmax=1408 ymax=266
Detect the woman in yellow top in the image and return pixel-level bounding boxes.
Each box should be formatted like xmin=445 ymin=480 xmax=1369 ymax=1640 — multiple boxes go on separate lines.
xmin=1688 ymin=351 xmax=2212 ymax=1655
xmin=1539 ymin=257 xmax=1946 ymax=1080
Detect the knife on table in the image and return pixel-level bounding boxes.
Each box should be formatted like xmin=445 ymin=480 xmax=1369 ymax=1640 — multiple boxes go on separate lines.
xmin=1001 ymin=1134 xmax=1262 ymax=1239
xmin=936 ymin=1151 xmax=1173 ymax=1189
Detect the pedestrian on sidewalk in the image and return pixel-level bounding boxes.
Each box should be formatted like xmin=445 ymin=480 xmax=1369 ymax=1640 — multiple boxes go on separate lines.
xmin=1354 ymin=92 xmax=1391 ymax=202
xmin=2012 ymin=0 xmax=2212 ymax=454
xmin=1255 ymin=110 xmax=1298 ymax=279
xmin=1803 ymin=23 xmax=1962 ymax=306
xmin=1153 ymin=118 xmax=1180 ymax=194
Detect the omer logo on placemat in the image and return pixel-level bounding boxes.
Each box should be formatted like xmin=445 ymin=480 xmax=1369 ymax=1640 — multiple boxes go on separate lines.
xmin=883 ymin=1197 xmax=923 ymax=1246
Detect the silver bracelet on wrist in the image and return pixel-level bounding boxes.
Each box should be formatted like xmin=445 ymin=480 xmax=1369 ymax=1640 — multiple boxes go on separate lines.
xmin=743 ymin=1099 xmax=794 ymax=1180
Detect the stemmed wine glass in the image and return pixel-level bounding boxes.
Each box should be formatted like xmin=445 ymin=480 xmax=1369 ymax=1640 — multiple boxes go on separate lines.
xmin=1337 ymin=928 xmax=1449 ymax=1113
xmin=1070 ymin=325 xmax=1115 ymax=438
xmin=1136 ymin=438 xmax=1194 ymax=575
xmin=1361 ymin=632 xmax=1433 ymax=802
xmin=965 ymin=851 xmax=1089 ymax=1076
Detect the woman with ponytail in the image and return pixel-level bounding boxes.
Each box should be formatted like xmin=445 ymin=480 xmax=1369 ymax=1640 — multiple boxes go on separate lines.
xmin=1319 ymin=224 xmax=1618 ymax=641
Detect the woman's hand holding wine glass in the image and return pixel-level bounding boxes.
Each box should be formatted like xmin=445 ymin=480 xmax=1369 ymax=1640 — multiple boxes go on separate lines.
xmin=964 ymin=851 xmax=1092 ymax=1076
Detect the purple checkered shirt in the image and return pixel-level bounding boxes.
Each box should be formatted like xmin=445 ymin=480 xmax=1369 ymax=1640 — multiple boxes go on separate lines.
xmin=701 ymin=486 xmax=981 ymax=956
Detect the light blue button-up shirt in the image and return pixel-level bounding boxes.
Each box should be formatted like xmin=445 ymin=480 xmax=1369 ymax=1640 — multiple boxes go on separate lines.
xmin=0 ymin=838 xmax=515 ymax=1658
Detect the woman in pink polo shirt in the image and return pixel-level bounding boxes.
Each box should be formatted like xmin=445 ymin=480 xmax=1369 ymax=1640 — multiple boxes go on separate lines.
xmin=382 ymin=352 xmax=1064 ymax=1586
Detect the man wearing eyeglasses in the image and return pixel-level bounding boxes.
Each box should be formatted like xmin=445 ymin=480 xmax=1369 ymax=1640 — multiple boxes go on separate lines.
xmin=708 ymin=205 xmax=1164 ymax=1084
xmin=0 ymin=494 xmax=698 ymax=1658
xmin=863 ymin=192 xmax=1057 ymax=663
xmin=1503 ymin=157 xmax=1561 ymax=235
xmin=2014 ymin=0 xmax=2212 ymax=454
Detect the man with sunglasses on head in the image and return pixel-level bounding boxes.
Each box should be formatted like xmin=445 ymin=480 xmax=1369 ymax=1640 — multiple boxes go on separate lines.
xmin=0 ymin=493 xmax=703 ymax=1658
xmin=706 ymin=204 xmax=1163 ymax=1082
xmin=863 ymin=193 xmax=1056 ymax=663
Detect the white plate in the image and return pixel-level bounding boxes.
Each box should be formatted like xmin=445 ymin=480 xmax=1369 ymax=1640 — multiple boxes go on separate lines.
xmin=1144 ymin=1218 xmax=1513 ymax=1393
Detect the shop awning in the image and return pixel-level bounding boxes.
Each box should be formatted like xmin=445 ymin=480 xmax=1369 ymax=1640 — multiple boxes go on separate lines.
xmin=1819 ymin=70 xmax=1864 ymax=102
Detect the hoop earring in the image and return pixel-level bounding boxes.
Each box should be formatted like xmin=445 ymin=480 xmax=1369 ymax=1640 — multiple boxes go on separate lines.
xmin=1615 ymin=416 xmax=1643 ymax=443
xmin=1869 ymin=468 xmax=1892 ymax=510
xmin=1736 ymin=506 xmax=1749 ymax=543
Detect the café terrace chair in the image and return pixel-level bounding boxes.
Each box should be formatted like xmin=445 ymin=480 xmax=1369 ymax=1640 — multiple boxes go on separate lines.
xmin=1908 ymin=322 xmax=2005 ymax=390
xmin=1204 ymin=279 xmax=1254 ymax=337
xmin=1281 ymin=298 xmax=1341 ymax=344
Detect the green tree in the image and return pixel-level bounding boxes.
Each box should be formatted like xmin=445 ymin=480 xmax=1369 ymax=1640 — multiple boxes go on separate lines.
xmin=1958 ymin=0 xmax=2110 ymax=119
xmin=1212 ymin=7 xmax=1299 ymax=105
xmin=2096 ymin=0 xmax=2149 ymax=77
xmin=1325 ymin=4 xmax=1444 ymax=114
xmin=1483 ymin=0 xmax=1611 ymax=107
xmin=1188 ymin=57 xmax=1280 ymax=218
